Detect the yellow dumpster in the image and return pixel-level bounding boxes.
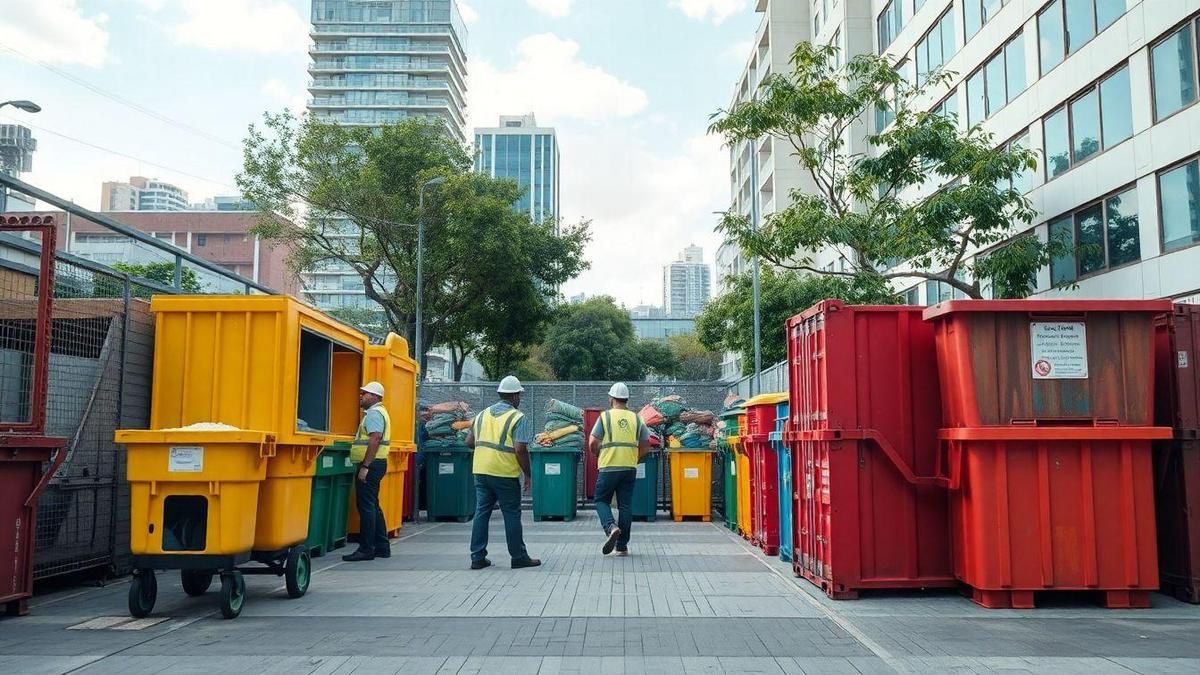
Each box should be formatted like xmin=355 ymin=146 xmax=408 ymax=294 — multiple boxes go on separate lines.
xmin=118 ymin=295 xmax=370 ymax=620
xmin=349 ymin=334 xmax=419 ymax=537
xmin=668 ymin=449 xmax=715 ymax=521
xmin=730 ymin=433 xmax=752 ymax=538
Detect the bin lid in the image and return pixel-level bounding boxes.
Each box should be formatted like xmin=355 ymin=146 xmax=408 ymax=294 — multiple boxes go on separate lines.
xmin=744 ymin=392 xmax=788 ymax=408
xmin=923 ymin=299 xmax=1173 ymax=321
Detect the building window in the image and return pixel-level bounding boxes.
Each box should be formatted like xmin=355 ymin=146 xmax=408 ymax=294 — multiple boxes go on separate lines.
xmin=196 ymin=234 xmax=207 ymax=247
xmin=1159 ymin=156 xmax=1200 ymax=252
xmin=933 ymin=91 xmax=959 ymax=125
xmin=831 ymin=28 xmax=843 ymax=67
xmin=916 ymin=9 xmax=956 ymax=85
xmin=964 ymin=0 xmax=1005 ymax=43
xmin=877 ymin=0 xmax=903 ymax=53
xmin=1151 ymin=18 xmax=1200 ymax=121
xmin=1038 ymin=0 xmax=1128 ymax=76
xmin=1042 ymin=64 xmax=1132 ymax=180
xmin=966 ymin=31 xmax=1025 ymax=127
xmin=999 ymin=130 xmax=1034 ymax=194
xmin=1050 ymin=186 xmax=1140 ymax=285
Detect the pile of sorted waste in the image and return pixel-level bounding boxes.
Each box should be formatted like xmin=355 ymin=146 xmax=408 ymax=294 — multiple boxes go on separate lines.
xmin=638 ymin=395 xmax=717 ymax=450
xmin=422 ymin=400 xmax=473 ymax=449
xmin=535 ymin=399 xmax=585 ymax=452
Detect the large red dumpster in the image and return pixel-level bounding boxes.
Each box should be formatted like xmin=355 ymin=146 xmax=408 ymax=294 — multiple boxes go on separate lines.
xmin=926 ymin=300 xmax=1172 ymax=608
xmin=787 ymin=301 xmax=955 ymax=599
xmin=744 ymin=393 xmax=786 ymax=555
xmin=583 ymin=408 xmax=602 ymax=499
xmin=1 ymin=438 xmax=66 ymax=616
xmin=1153 ymin=304 xmax=1200 ymax=603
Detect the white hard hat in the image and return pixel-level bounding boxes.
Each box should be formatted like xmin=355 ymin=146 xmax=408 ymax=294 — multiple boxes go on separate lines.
xmin=360 ymin=381 xmax=385 ymax=398
xmin=497 ymin=375 xmax=525 ymax=394
xmin=608 ymin=382 xmax=630 ymax=400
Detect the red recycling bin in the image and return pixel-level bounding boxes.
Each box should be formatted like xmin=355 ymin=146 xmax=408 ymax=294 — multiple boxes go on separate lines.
xmin=926 ymin=299 xmax=1172 ymax=609
xmin=787 ymin=301 xmax=955 ymax=599
xmin=743 ymin=394 xmax=785 ymax=551
xmin=1 ymin=437 xmax=66 ymax=616
xmin=1153 ymin=304 xmax=1200 ymax=603
xmin=583 ymin=408 xmax=602 ymax=499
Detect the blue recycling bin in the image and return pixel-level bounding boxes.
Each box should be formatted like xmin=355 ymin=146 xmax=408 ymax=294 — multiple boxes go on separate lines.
xmin=771 ymin=401 xmax=793 ymax=563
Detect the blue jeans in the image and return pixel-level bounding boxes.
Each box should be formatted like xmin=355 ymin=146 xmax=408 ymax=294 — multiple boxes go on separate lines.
xmin=594 ymin=469 xmax=635 ymax=550
xmin=354 ymin=459 xmax=389 ymax=555
xmin=470 ymin=475 xmax=530 ymax=563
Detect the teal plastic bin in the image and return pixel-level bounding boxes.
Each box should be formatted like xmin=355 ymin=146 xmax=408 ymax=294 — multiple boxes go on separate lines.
xmin=306 ymin=442 xmax=354 ymax=557
xmin=772 ymin=401 xmax=793 ymax=563
xmin=632 ymin=452 xmax=660 ymax=521
xmin=424 ymin=446 xmax=476 ymax=522
xmin=531 ymin=448 xmax=580 ymax=521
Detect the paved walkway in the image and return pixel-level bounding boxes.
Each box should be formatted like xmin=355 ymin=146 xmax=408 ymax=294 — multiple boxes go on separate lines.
xmin=2 ymin=511 xmax=1199 ymax=674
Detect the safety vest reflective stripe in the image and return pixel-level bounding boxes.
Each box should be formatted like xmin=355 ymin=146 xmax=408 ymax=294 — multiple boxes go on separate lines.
xmin=599 ymin=409 xmax=639 ymax=469
xmin=350 ymin=403 xmax=391 ymax=463
xmin=472 ymin=406 xmax=523 ymax=478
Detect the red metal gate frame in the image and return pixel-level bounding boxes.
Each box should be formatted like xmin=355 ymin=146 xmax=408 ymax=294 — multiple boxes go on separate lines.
xmin=0 ymin=215 xmax=56 ymax=434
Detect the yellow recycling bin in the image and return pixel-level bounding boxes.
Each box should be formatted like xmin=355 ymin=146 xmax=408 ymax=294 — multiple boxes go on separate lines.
xmin=730 ymin=434 xmax=752 ymax=538
xmin=118 ymin=295 xmax=372 ymax=620
xmin=668 ymin=449 xmax=716 ymax=521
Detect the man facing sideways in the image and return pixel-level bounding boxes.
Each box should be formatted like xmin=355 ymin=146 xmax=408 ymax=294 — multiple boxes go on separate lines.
xmin=344 ymin=381 xmax=391 ymax=562
xmin=465 ymin=375 xmax=541 ymax=570
xmin=589 ymin=382 xmax=651 ymax=556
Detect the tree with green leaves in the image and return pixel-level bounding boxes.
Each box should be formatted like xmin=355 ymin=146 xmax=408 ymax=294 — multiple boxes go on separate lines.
xmin=543 ymin=297 xmax=677 ymax=381
xmin=93 ymin=262 xmax=203 ymax=299
xmin=236 ymin=113 xmax=590 ymax=379
xmin=666 ymin=333 xmax=722 ymax=381
xmin=696 ymin=267 xmax=897 ymax=376
xmin=709 ymin=43 xmax=1066 ymax=299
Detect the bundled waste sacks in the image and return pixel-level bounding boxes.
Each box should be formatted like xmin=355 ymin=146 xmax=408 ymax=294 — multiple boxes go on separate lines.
xmin=536 ymin=399 xmax=586 ymax=451
xmin=421 ymin=401 xmax=473 ymax=449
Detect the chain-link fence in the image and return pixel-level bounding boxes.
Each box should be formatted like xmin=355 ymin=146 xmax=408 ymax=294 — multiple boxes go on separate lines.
xmin=420 ymin=382 xmax=733 ymax=515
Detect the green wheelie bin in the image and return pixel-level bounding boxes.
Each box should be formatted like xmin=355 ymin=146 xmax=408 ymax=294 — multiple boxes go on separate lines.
xmin=306 ymin=441 xmax=355 ymax=557
xmin=424 ymin=445 xmax=476 ymax=522
xmin=530 ymin=448 xmax=580 ymax=521
xmin=720 ymin=442 xmax=738 ymax=531
xmin=631 ymin=451 xmax=660 ymax=522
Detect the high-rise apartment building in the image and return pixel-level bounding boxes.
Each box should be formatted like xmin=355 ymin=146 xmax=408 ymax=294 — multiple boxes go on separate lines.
xmin=733 ymin=0 xmax=1200 ymax=308
xmin=100 ymin=176 xmax=190 ymax=212
xmin=0 ymin=124 xmax=36 ymax=212
xmin=308 ymin=0 xmax=468 ymax=143
xmin=663 ymin=245 xmax=712 ymax=318
xmin=473 ymin=114 xmax=561 ymax=226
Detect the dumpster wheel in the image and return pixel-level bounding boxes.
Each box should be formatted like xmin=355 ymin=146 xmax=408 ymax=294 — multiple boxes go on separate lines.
xmin=219 ymin=571 xmax=245 ymax=619
xmin=181 ymin=570 xmax=214 ymax=597
xmin=128 ymin=570 xmax=157 ymax=618
xmin=285 ymin=546 xmax=311 ymax=599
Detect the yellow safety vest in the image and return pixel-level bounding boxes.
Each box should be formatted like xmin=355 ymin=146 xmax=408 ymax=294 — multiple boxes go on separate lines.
xmin=351 ymin=403 xmax=391 ymax=463
xmin=472 ymin=405 xmax=523 ymax=478
xmin=598 ymin=408 xmax=640 ymax=470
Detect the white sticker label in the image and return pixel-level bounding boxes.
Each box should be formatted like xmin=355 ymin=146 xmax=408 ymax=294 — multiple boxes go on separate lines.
xmin=684 ymin=467 xmax=700 ymax=479
xmin=345 ymin=457 xmax=353 ymax=468
xmin=545 ymin=463 xmax=561 ymax=476
xmin=168 ymin=446 xmax=203 ymax=473
xmin=1180 ymin=351 xmax=1190 ymax=369
xmin=730 ymin=462 xmax=735 ymax=476
xmin=1031 ymin=322 xmax=1088 ymax=379
xmin=439 ymin=463 xmax=454 ymax=475
xmin=322 ymin=456 xmax=334 ymax=469
xmin=636 ymin=463 xmax=646 ymax=479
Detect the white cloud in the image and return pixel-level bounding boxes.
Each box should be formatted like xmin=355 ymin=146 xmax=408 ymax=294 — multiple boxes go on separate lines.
xmin=458 ymin=1 xmax=480 ymax=23
xmin=559 ymin=132 xmax=729 ymax=306
xmin=669 ymin=0 xmax=748 ymax=25
xmin=261 ymin=78 xmax=307 ymax=116
xmin=0 ymin=0 xmax=110 ymax=67
xmin=725 ymin=38 xmax=754 ymax=62
xmin=526 ymin=0 xmax=574 ymax=18
xmin=468 ymin=33 xmax=648 ymax=128
xmin=171 ymin=0 xmax=308 ymax=55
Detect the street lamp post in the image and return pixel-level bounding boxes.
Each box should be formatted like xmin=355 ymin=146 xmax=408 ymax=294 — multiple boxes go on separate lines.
xmin=414 ymin=176 xmax=446 ymax=382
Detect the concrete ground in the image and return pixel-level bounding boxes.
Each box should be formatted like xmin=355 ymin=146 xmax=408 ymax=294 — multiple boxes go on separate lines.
xmin=2 ymin=511 xmax=1198 ymax=674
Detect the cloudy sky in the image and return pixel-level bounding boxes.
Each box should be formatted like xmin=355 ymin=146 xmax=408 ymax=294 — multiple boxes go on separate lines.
xmin=0 ymin=0 xmax=759 ymax=306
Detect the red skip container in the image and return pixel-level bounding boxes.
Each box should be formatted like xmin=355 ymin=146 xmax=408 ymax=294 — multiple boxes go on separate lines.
xmin=1153 ymin=304 xmax=1200 ymax=603
xmin=926 ymin=299 xmax=1172 ymax=609
xmin=583 ymin=408 xmax=602 ymax=499
xmin=744 ymin=393 xmax=786 ymax=555
xmin=786 ymin=301 xmax=955 ymax=599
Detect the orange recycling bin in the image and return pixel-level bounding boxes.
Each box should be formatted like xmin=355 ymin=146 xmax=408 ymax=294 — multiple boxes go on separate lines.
xmin=926 ymin=300 xmax=1173 ymax=609
xmin=349 ymin=334 xmax=419 ymax=537
xmin=668 ymin=449 xmax=714 ymax=520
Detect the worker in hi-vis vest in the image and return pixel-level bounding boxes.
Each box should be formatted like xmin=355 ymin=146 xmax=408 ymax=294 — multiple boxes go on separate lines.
xmin=589 ymin=382 xmax=651 ymax=556
xmin=343 ymin=381 xmax=391 ymax=562
xmin=464 ymin=376 xmax=542 ymax=570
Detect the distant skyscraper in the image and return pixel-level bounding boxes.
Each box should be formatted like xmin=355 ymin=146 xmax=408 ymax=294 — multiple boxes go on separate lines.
xmin=100 ymin=176 xmax=189 ymax=212
xmin=308 ymin=0 xmax=468 ymax=143
xmin=663 ymin=245 xmax=712 ymax=318
xmin=473 ymin=114 xmax=560 ymax=227
xmin=0 ymin=124 xmax=36 ymax=212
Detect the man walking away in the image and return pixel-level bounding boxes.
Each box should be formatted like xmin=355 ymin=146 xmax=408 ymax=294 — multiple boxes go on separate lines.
xmin=590 ymin=382 xmax=651 ymax=556
xmin=465 ymin=376 xmax=542 ymax=570
xmin=344 ymin=381 xmax=391 ymax=562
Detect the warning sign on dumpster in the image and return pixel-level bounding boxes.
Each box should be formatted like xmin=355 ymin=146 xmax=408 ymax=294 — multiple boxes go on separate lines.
xmin=684 ymin=467 xmax=700 ymax=479
xmin=1030 ymin=322 xmax=1088 ymax=379
xmin=439 ymin=463 xmax=454 ymax=475
xmin=545 ymin=463 xmax=561 ymax=475
xmin=636 ymin=463 xmax=646 ymax=479
xmin=168 ymin=446 xmax=203 ymax=473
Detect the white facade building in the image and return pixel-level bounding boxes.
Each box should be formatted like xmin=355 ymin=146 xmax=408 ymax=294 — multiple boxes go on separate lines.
xmin=100 ymin=176 xmax=189 ymax=212
xmin=473 ymin=114 xmax=561 ymax=227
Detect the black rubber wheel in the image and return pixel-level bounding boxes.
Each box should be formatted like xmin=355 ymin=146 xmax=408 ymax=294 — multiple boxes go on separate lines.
xmin=127 ymin=571 xmax=157 ymax=618
xmin=285 ymin=546 xmax=311 ymax=599
xmin=180 ymin=570 xmax=214 ymax=597
xmin=218 ymin=572 xmax=245 ymax=620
